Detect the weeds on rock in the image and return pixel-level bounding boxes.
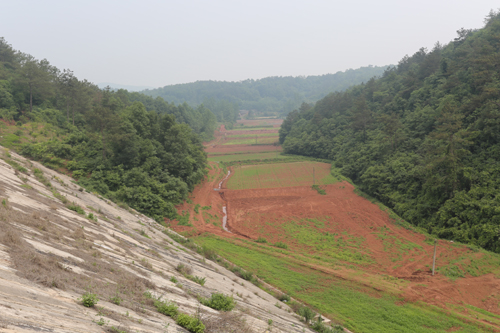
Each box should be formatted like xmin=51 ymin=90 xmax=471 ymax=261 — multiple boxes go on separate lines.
xmin=200 ymin=293 xmax=235 ymax=311
xmin=80 ymin=288 xmax=99 ymax=307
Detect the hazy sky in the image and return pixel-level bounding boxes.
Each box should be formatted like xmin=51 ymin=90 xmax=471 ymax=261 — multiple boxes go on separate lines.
xmin=2 ymin=1 xmax=498 ymax=88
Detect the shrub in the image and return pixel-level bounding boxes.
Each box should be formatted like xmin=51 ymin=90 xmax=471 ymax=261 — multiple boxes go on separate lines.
xmin=191 ymin=276 xmax=206 ymax=286
xmin=176 ymin=263 xmax=193 ymax=276
xmin=312 ymin=184 xmax=326 ymax=195
xmin=312 ymin=320 xmax=345 ymax=333
xmin=277 ymin=292 xmax=291 ymax=302
xmin=255 ymin=237 xmax=267 ymax=243
xmin=298 ymin=306 xmax=316 ymax=324
xmin=67 ymin=204 xmax=85 ymax=215
xmin=199 ymin=246 xmax=218 ymax=260
xmin=274 ymin=242 xmax=288 ymax=249
xmin=170 ymin=276 xmax=178 ymax=283
xmin=154 ymin=299 xmax=179 ymax=317
xmin=109 ymin=295 xmax=122 ymax=305
xmin=200 ymin=293 xmax=235 ymax=311
xmin=176 ymin=313 xmax=205 ymax=333
xmin=79 ymin=291 xmax=99 ymax=307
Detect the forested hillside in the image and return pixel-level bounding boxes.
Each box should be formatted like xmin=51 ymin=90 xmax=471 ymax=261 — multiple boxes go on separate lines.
xmin=142 ymin=66 xmax=388 ymax=116
xmin=280 ymin=11 xmax=500 ymax=253
xmin=0 ymin=38 xmax=207 ymax=220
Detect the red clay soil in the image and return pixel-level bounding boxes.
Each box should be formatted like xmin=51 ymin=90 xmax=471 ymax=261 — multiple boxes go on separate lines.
xmin=172 ymin=162 xmax=241 ymax=240
xmin=182 ymin=124 xmax=500 ymax=325
xmin=176 ymin=165 xmax=500 ymax=320
xmin=221 ymin=183 xmax=500 ymax=317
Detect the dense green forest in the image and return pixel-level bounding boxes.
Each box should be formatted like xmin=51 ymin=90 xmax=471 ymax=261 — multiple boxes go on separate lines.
xmin=280 ymin=11 xmax=500 ymax=253
xmin=0 ymin=38 xmax=209 ymax=220
xmin=142 ymin=66 xmax=388 ymax=117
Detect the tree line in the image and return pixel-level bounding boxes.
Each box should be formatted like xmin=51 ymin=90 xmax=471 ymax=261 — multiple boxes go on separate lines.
xmin=142 ymin=66 xmax=389 ymax=117
xmin=0 ymin=38 xmax=211 ymax=220
xmin=280 ymin=11 xmax=500 ymax=253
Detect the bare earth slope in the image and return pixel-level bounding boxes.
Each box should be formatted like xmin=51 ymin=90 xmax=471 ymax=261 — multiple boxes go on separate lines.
xmin=0 ymin=145 xmax=313 ymax=333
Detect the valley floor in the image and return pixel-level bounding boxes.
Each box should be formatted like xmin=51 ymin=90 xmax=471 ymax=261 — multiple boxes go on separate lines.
xmin=172 ymin=118 xmax=500 ymax=333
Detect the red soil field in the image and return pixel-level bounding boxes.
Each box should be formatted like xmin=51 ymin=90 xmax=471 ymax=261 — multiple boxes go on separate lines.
xmin=174 ymin=166 xmax=500 ymax=320
xmin=183 ymin=121 xmax=500 ymax=328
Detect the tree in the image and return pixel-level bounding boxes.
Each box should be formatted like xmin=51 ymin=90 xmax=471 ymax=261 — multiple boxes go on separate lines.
xmin=87 ymin=89 xmax=120 ymax=160
xmin=424 ymin=97 xmax=472 ymax=198
xmin=58 ymin=69 xmax=78 ymax=123
xmin=379 ymin=113 xmax=403 ymax=151
xmin=350 ymin=97 xmax=373 ymax=142
xmin=17 ymin=55 xmax=55 ymax=113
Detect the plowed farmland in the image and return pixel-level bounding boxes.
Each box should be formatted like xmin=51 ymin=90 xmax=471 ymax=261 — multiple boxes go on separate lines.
xmin=174 ymin=117 xmax=500 ymax=333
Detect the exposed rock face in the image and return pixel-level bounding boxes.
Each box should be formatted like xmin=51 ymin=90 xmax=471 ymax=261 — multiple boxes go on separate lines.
xmin=0 ymin=146 xmax=313 ymax=333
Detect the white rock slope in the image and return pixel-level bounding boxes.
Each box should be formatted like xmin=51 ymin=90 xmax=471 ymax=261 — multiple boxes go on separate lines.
xmin=0 ymin=146 xmax=314 ymax=333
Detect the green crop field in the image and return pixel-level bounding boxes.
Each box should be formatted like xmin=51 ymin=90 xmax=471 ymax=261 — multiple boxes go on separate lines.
xmin=228 ymin=126 xmax=278 ymax=132
xmin=227 ymin=161 xmax=337 ymax=189
xmin=222 ymin=137 xmax=278 ymax=145
xmin=208 ymin=151 xmax=292 ymax=163
xmin=226 ymin=132 xmax=279 ymax=138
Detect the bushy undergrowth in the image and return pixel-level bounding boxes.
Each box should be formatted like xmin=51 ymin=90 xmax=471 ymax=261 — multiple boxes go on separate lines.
xmin=200 ymin=293 xmax=235 ymax=311
xmin=176 ymin=313 xmax=205 ymax=333
xmin=154 ymin=299 xmax=179 ymax=317
xmin=79 ymin=291 xmax=99 ymax=307
xmin=312 ymin=184 xmax=326 ymax=195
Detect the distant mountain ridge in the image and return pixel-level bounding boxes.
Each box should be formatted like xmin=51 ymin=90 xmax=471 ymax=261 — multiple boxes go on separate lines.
xmin=141 ymin=66 xmax=390 ymax=116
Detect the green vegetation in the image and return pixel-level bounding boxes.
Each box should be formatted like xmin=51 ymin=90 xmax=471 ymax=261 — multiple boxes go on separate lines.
xmin=273 ymin=241 xmax=288 ymax=249
xmin=175 ymin=263 xmax=206 ymax=285
xmin=143 ymin=66 xmax=388 ymax=117
xmin=195 ymin=234 xmax=494 ymax=332
xmin=154 ymin=298 xmax=205 ymax=333
xmin=227 ymin=161 xmax=338 ymax=190
xmin=299 ymin=306 xmax=316 ymax=324
xmin=175 ymin=313 xmax=205 ymax=333
xmin=0 ymin=38 xmax=209 ymax=222
xmin=79 ymin=290 xmax=99 ymax=307
xmin=255 ymin=237 xmax=267 ymax=243
xmin=222 ymin=137 xmax=278 ymax=145
xmin=280 ymin=12 xmax=500 ymax=253
xmin=312 ymin=184 xmax=326 ymax=195
xmin=207 ymin=151 xmax=290 ymax=163
xmin=200 ymin=292 xmax=235 ymax=311
xmin=226 ymin=132 xmax=279 ymax=138
xmin=67 ymin=204 xmax=85 ymax=215
xmin=154 ymin=299 xmax=179 ymax=317
xmin=109 ymin=294 xmax=122 ymax=305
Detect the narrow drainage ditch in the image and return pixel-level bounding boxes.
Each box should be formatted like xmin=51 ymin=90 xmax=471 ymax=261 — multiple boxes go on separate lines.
xmin=218 ymin=170 xmax=231 ymax=233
